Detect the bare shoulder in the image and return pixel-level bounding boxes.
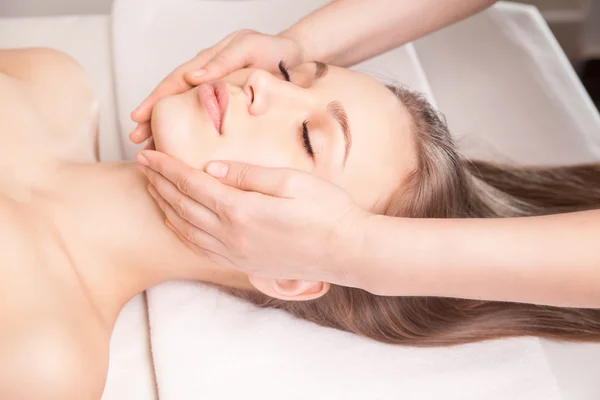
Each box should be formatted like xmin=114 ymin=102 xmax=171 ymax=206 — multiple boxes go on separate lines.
xmin=0 ymin=47 xmax=95 ymax=103
xmin=0 ymin=48 xmax=99 ymax=165
xmin=0 ymin=47 xmax=94 ymax=125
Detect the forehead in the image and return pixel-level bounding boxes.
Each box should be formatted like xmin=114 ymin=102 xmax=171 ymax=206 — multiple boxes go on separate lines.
xmin=296 ymin=64 xmax=416 ymax=211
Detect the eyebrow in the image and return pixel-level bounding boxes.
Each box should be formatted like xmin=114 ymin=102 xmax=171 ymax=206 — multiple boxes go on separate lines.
xmin=326 ymin=100 xmax=352 ymax=164
xmin=309 ymin=62 xmax=352 ymax=164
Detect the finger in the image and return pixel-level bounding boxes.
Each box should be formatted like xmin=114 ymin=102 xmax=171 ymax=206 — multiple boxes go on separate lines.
xmin=143 ymin=165 xmax=218 ymax=225
xmin=170 ymin=222 xmax=239 ymax=272
xmin=164 ymin=219 xmax=206 ymax=255
xmin=131 ymin=30 xmax=252 ymax=122
xmin=165 ymin=219 xmax=237 ymax=271
xmin=147 ymin=182 xmax=171 ymax=214
xmin=138 ymin=150 xmax=232 ymax=214
xmin=131 ymin=72 xmax=193 ymax=123
xmin=146 ymin=169 xmax=221 ymax=235
xmin=148 ymin=183 xmax=225 ymax=254
xmin=165 ymin=218 xmax=222 ymax=258
xmin=184 ymin=41 xmax=252 ymax=85
xmin=205 ymin=160 xmax=311 ymax=198
xmin=158 ymin=191 xmax=228 ymax=255
xmin=183 ymin=30 xmax=252 ymax=85
xmin=130 ymin=122 xmax=152 ymax=144
xmin=183 ymin=69 xmax=208 ymax=86
xmin=148 ymin=184 xmax=212 ymax=252
xmin=131 ymin=36 xmax=238 ymax=123
xmin=132 ymin=53 xmax=213 ymax=123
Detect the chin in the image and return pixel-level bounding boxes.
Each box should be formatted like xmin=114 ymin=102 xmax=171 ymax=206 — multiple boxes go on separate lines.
xmin=151 ymin=95 xmax=212 ymax=168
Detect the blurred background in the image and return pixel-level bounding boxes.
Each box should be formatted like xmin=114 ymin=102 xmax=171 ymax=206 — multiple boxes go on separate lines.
xmin=1 ymin=0 xmax=599 ymax=108
xmin=511 ymin=0 xmax=600 ymax=110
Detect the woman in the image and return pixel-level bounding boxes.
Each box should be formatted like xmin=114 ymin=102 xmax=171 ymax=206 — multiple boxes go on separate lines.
xmin=0 ymin=47 xmax=431 ymax=398
xmin=0 ymin=48 xmax=249 ymax=399
xmin=1 ymin=47 xmax=599 ymax=398
xmin=131 ymin=0 xmax=600 ymax=308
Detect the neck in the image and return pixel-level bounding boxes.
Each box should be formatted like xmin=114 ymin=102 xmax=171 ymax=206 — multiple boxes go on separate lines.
xmin=49 ymin=162 xmax=251 ymax=324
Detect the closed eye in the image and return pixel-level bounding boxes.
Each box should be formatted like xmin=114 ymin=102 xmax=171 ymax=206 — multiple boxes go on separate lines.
xmin=302 ymin=120 xmax=314 ymax=159
xmin=278 ymin=61 xmax=291 ymax=82
xmin=278 ymin=61 xmax=315 ymax=161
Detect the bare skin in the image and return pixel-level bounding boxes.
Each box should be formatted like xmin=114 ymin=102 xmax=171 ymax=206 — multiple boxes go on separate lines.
xmin=0 ymin=48 xmax=252 ymax=399
xmin=0 ymin=45 xmax=417 ymax=397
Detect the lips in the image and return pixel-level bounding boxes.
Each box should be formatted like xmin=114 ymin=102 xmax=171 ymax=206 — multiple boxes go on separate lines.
xmin=198 ymin=82 xmax=229 ymax=134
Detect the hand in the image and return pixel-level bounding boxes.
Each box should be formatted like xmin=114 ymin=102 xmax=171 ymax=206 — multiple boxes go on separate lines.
xmin=129 ymin=30 xmax=307 ymax=146
xmin=136 ymin=150 xmax=370 ymax=286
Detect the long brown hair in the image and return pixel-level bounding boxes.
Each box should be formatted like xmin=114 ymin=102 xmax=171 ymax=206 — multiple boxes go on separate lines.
xmin=226 ymin=86 xmax=600 ymax=347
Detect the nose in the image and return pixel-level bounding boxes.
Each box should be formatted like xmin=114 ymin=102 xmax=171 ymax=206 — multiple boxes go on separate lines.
xmin=242 ymin=69 xmax=310 ymax=116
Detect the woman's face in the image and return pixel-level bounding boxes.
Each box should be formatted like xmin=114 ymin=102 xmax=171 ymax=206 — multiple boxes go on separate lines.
xmin=151 ymin=63 xmax=416 ymax=211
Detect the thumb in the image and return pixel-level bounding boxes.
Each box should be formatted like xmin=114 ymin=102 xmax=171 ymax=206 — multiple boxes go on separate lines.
xmin=205 ymin=161 xmax=309 ymax=198
xmin=184 ymin=42 xmax=247 ymax=85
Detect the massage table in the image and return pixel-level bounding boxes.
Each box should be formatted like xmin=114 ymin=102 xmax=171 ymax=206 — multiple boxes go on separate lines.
xmin=1 ymin=1 xmax=600 ymax=398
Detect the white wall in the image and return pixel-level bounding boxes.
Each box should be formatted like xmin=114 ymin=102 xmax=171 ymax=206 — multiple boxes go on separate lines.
xmin=1 ymin=0 xmax=114 ymax=16
xmin=2 ymin=0 xmax=599 ymax=59
xmin=0 ymin=0 xmax=250 ymax=17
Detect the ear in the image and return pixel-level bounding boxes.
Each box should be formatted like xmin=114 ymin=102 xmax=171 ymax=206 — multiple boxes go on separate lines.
xmin=248 ymin=276 xmax=330 ymax=301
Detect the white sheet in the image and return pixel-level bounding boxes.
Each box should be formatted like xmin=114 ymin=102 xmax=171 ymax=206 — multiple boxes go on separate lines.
xmin=101 ymin=294 xmax=157 ymax=400
xmin=111 ymin=1 xmax=600 ymax=399
xmin=149 ymin=282 xmax=561 ymax=400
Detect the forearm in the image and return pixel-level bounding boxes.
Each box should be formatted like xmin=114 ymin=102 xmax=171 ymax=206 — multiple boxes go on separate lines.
xmin=355 ymin=210 xmax=600 ymax=308
xmin=280 ymin=0 xmax=497 ymax=67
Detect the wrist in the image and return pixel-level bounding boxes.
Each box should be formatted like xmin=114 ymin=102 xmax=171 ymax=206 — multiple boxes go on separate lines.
xmin=338 ymin=211 xmax=379 ymax=291
xmin=324 ymin=208 xmax=371 ymax=289
xmin=349 ymin=213 xmax=391 ymax=294
xmin=350 ymin=216 xmax=448 ymax=296
xmin=279 ymin=27 xmax=325 ymax=65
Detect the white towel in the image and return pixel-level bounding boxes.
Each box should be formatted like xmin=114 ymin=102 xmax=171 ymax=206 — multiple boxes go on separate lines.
xmin=147 ymin=282 xmax=562 ymax=400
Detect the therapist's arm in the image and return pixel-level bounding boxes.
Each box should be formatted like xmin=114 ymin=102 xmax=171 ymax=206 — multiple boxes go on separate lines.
xmin=137 ymin=151 xmax=600 ymax=308
xmin=281 ymin=0 xmax=497 ymax=67
xmin=362 ymin=211 xmax=600 ymax=308
xmin=131 ymin=0 xmax=495 ymax=142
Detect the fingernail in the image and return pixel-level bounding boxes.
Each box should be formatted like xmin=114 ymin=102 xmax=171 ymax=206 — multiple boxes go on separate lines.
xmin=188 ymin=69 xmax=207 ymax=79
xmin=137 ymin=153 xmax=149 ymax=166
xmin=205 ymin=161 xmax=228 ymax=178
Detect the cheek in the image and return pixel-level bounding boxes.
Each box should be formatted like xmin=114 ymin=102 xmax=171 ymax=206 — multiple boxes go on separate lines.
xmin=216 ymin=109 xmax=315 ymax=170
xmin=152 ymin=96 xmax=217 ymax=168
xmin=209 ymin=136 xmax=308 ymax=170
xmin=157 ymin=122 xmax=311 ymax=172
xmin=152 ymin=91 xmax=314 ymax=172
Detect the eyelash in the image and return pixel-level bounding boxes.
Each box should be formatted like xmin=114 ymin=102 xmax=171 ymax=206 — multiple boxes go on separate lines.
xmin=278 ymin=60 xmax=290 ymax=82
xmin=302 ymin=120 xmax=314 ymax=159
xmin=279 ymin=61 xmax=314 ymax=160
